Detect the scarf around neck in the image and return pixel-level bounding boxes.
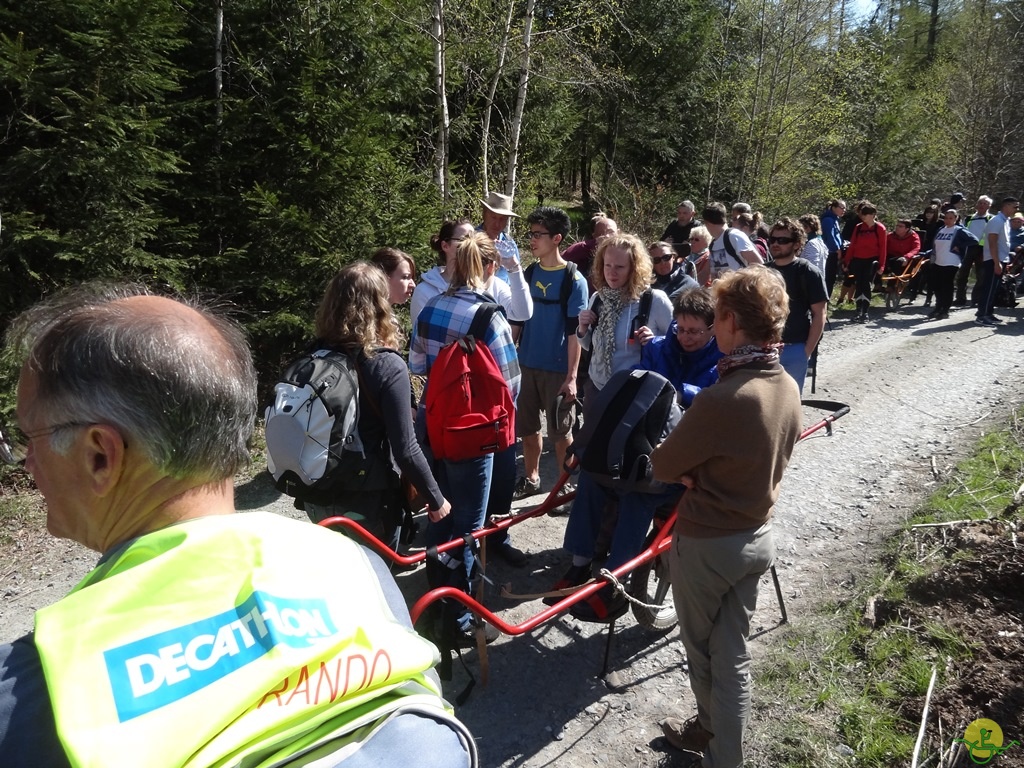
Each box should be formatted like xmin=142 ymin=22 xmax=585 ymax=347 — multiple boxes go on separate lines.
xmin=716 ymin=343 xmax=779 ymax=377
xmin=594 ymin=287 xmax=630 ymax=377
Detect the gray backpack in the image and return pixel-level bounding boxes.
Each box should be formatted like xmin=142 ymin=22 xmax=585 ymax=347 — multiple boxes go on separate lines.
xmin=265 ymin=348 xmax=393 ymax=502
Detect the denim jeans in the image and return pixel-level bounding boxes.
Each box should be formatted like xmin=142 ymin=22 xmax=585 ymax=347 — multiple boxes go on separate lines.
xmin=778 ymin=343 xmax=809 ymax=395
xmin=427 ymin=445 xmax=516 ymax=611
xmin=563 ymin=470 xmax=683 ymax=571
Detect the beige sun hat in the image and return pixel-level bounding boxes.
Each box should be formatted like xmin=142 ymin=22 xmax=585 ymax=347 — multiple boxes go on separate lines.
xmin=480 ymin=191 xmax=518 ymax=217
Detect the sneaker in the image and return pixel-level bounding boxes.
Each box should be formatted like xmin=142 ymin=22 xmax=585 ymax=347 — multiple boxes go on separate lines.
xmin=936 ymin=311 xmax=949 ymax=320
xmin=543 ymin=562 xmax=591 ymax=606
xmin=661 ymin=715 xmax=714 ymax=753
xmin=976 ymin=316 xmax=996 ymax=326
xmin=494 ymin=541 xmax=529 ymax=567
xmin=985 ymin=315 xmax=1004 ymax=323
xmin=457 ymin=621 xmax=501 ymax=648
xmin=952 ymin=299 xmax=967 ymax=307
xmin=548 ymin=480 xmax=576 ymax=516
xmin=513 ymin=475 xmax=541 ymax=500
xmin=569 ymin=583 xmax=628 ymax=623
xmin=926 ymin=310 xmax=939 ymax=320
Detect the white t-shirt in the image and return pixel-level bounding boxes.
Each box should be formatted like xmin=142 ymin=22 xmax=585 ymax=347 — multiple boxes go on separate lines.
xmin=709 ymin=228 xmax=756 ymax=279
xmin=932 ymin=226 xmax=959 ymax=267
xmin=983 ymin=213 xmax=1009 ymax=263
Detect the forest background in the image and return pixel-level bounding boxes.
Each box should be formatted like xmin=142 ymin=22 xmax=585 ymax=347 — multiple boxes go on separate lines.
xmin=1 ymin=0 xmax=1022 ymax=384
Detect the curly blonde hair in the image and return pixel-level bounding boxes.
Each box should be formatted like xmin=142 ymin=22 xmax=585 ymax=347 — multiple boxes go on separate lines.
xmin=315 ymin=261 xmax=402 ymax=354
xmin=591 ymin=233 xmax=652 ymax=300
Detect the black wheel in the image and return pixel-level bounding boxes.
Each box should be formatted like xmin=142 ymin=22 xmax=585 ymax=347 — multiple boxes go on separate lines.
xmin=629 ymin=550 xmax=676 ymax=632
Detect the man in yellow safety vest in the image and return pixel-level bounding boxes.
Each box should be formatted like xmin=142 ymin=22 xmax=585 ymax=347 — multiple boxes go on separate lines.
xmin=0 ymin=284 xmax=476 ymax=768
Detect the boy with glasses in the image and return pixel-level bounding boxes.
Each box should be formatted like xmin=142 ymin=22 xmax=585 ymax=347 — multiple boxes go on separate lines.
xmin=513 ymin=207 xmax=589 ymax=501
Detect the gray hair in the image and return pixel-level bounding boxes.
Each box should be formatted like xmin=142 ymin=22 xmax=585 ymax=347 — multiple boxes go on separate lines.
xmin=7 ymin=283 xmax=257 ymax=481
xmin=678 ymin=200 xmax=695 ymax=212
xmin=978 ymin=195 xmax=993 ymax=205
xmin=688 ymin=225 xmax=712 ymax=245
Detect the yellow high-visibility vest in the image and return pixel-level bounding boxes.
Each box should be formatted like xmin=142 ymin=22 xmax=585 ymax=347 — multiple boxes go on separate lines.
xmin=34 ymin=513 xmax=444 ymax=768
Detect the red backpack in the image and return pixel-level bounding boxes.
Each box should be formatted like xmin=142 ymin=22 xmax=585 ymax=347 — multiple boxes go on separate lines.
xmin=424 ymin=303 xmax=516 ymax=462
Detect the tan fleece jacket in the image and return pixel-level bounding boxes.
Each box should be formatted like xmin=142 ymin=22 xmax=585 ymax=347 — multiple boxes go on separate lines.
xmin=651 ymin=361 xmax=802 ymax=538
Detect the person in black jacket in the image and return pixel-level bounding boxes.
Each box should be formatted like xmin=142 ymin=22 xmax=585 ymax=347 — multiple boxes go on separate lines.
xmin=650 ymin=241 xmax=699 ymax=300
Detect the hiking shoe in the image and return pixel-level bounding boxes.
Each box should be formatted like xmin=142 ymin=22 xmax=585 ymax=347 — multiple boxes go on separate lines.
xmin=513 ymin=475 xmax=541 ymax=499
xmin=548 ymin=480 xmax=576 ymax=516
xmin=569 ymin=583 xmax=628 ymax=623
xmin=976 ymin=316 xmax=996 ymax=326
xmin=494 ymin=541 xmax=529 ymax=567
xmin=661 ymin=715 xmax=713 ymax=753
xmin=543 ymin=562 xmax=591 ymax=606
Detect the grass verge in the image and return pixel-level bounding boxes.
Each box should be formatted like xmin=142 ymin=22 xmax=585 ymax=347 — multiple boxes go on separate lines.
xmin=754 ymin=409 xmax=1024 ymax=767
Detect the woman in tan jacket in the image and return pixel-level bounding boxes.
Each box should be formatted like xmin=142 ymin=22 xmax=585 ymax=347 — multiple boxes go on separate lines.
xmin=651 ymin=267 xmax=803 ymax=768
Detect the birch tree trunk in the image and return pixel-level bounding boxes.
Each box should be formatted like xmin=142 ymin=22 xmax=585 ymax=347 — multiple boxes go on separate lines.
xmin=432 ymin=0 xmax=450 ymax=203
xmin=705 ymin=0 xmax=739 ymax=200
xmin=504 ymin=0 xmax=535 ymax=197
xmin=481 ymin=0 xmax=516 ymax=197
xmin=737 ymin=0 xmax=770 ymax=200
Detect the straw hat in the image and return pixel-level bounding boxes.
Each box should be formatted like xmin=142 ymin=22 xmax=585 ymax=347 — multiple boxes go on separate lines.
xmin=480 ymin=192 xmax=518 ymax=217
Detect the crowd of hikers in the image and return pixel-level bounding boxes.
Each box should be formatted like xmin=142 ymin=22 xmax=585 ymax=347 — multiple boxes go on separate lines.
xmin=1 ymin=189 xmax=1018 ymax=768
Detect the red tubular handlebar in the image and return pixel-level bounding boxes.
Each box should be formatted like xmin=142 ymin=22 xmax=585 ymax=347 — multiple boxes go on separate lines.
xmin=329 ymin=401 xmax=850 ymax=633
xmin=317 ymin=468 xmax=578 ymax=565
xmin=409 ymin=510 xmax=679 ymax=633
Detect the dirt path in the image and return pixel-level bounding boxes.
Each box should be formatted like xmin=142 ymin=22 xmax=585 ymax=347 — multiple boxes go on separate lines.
xmin=2 ymin=304 xmax=1023 ymax=767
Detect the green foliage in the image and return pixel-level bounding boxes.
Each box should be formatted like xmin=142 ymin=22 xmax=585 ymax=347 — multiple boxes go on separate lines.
xmin=0 ymin=0 xmax=192 ymax=325
xmin=1 ymin=0 xmax=1020 ymax=389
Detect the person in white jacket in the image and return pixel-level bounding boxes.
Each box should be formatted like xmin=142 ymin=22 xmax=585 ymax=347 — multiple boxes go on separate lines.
xmin=411 ymin=219 xmax=532 ymax=331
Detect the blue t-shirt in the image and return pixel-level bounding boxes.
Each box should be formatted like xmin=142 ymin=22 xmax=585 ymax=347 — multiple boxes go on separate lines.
xmin=518 ymin=263 xmax=589 ymax=372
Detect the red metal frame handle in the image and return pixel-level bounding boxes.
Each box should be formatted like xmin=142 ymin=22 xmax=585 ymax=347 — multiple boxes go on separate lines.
xmin=409 ymin=510 xmax=679 ymax=634
xmin=317 ymin=468 xmax=578 ymax=566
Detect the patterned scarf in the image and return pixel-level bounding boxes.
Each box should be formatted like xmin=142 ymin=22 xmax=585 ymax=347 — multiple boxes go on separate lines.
xmin=594 ymin=287 xmax=630 ymax=378
xmin=716 ymin=343 xmax=780 ymax=377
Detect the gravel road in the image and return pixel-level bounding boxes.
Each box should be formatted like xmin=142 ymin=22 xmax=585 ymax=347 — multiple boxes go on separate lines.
xmin=2 ymin=302 xmax=1022 ymax=767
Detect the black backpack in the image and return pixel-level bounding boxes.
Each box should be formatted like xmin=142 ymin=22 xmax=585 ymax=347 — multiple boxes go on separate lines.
xmin=264 ymin=347 xmax=395 ymax=503
xmin=572 ymin=369 xmax=682 ymax=493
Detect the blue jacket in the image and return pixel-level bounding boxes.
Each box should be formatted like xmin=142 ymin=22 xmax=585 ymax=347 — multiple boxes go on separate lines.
xmin=821 ymin=208 xmax=843 ymax=253
xmin=636 ymin=321 xmax=724 ymax=406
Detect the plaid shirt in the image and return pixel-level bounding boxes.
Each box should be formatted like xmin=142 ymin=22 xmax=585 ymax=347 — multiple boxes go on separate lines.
xmin=410 ymin=287 xmax=521 ymax=400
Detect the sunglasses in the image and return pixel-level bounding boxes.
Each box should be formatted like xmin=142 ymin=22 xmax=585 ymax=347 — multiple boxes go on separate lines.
xmin=768 ymin=236 xmax=796 ymax=245
xmin=651 ymin=254 xmax=674 ymax=264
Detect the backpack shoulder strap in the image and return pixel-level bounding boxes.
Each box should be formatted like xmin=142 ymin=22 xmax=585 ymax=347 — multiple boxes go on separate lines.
xmin=467 ymin=302 xmax=502 ymax=342
xmin=636 ymin=288 xmax=654 ymax=329
xmin=523 ymin=261 xmax=537 ymax=286
xmin=722 ymin=228 xmax=744 ymax=268
xmin=559 ymin=262 xmax=578 ymax=319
